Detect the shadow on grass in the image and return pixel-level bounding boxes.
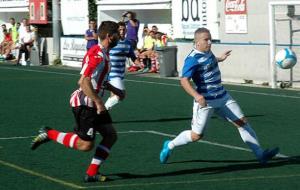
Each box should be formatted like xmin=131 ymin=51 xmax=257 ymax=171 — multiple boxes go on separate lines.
xmin=113 ymin=114 xmax=264 ymax=124
xmin=107 ymin=156 xmax=300 ymax=180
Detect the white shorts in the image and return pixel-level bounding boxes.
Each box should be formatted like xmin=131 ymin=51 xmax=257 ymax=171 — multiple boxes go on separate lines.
xmin=191 ymin=94 xmax=244 ymax=135
xmin=108 ymin=78 xmax=125 ymax=90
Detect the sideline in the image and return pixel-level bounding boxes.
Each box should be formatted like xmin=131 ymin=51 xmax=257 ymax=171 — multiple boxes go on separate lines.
xmin=0 ymin=159 xmax=85 ymax=189
xmin=0 ymin=130 xmax=288 ymax=158
xmin=0 ymin=66 xmax=300 ymax=99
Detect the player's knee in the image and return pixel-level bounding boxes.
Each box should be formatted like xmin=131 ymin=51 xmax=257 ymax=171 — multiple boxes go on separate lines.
xmin=77 ymin=141 xmax=94 ymax=151
xmin=233 ymin=117 xmax=248 ymax=127
xmin=118 ymin=91 xmax=126 ymax=100
xmin=102 ymin=128 xmax=118 ymax=148
xmin=110 ymin=131 xmax=118 ymax=145
xmin=191 ymin=132 xmax=203 ymax=142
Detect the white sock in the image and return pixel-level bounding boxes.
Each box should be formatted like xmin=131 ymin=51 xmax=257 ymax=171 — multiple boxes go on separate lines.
xmin=105 ymin=96 xmax=120 ymax=110
xmin=168 ymin=130 xmax=193 ymax=150
xmin=238 ymin=123 xmax=263 ymax=158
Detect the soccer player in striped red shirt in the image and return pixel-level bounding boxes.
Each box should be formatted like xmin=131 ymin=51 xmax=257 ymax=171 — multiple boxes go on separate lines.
xmin=31 ymin=21 xmax=123 ymax=182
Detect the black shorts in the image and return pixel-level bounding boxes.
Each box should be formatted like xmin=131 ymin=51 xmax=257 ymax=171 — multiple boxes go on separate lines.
xmin=72 ymin=106 xmax=112 ymax=141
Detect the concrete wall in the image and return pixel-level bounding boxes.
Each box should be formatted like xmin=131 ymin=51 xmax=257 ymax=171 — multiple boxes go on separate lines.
xmin=0 ymin=12 xmax=26 ymax=26
xmin=175 ymin=42 xmax=271 ymax=84
xmin=174 ymin=0 xmax=300 ymax=88
xmin=52 ymin=0 xmax=298 ymax=88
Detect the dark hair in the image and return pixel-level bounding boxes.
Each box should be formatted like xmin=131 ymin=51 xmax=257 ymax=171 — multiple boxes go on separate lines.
xmin=127 ymin=11 xmax=136 ymax=19
xmin=9 ymin=17 xmax=15 ymax=21
xmin=97 ymin=21 xmax=119 ymax=40
xmin=118 ymin=21 xmax=126 ymax=27
xmin=89 ymin=19 xmax=96 ymax=23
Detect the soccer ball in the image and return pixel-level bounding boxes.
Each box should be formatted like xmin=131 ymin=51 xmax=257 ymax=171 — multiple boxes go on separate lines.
xmin=275 ymin=48 xmax=297 ymax=69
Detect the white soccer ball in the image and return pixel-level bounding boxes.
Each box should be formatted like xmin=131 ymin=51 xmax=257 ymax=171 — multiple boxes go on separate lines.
xmin=275 ymin=48 xmax=297 ymax=69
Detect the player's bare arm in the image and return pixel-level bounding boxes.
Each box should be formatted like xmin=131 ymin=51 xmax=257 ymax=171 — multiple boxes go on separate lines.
xmin=79 ymin=75 xmax=106 ymax=113
xmin=217 ymin=50 xmax=232 ymax=62
xmin=180 ymin=77 xmax=207 ymax=107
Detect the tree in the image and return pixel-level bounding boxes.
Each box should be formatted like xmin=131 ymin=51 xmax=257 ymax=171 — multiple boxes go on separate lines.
xmin=88 ymin=0 xmax=97 ymax=20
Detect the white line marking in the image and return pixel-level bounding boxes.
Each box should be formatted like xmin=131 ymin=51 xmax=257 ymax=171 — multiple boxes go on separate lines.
xmin=1 ymin=66 xmax=299 ymax=99
xmin=0 ymin=159 xmax=84 ymax=189
xmin=126 ymin=79 xmax=180 ymax=87
xmin=0 ymin=66 xmax=78 ymax=76
xmin=0 ymin=130 xmax=289 ymax=158
xmin=0 ymin=136 xmax=35 ymax=140
xmin=229 ymin=89 xmax=300 ymax=99
xmin=85 ymin=174 xmax=300 ymax=189
xmin=145 ymin=130 xmax=288 ymax=158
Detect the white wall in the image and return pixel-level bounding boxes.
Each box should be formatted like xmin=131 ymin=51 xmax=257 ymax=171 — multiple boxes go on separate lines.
xmin=0 ymin=12 xmax=27 ymax=26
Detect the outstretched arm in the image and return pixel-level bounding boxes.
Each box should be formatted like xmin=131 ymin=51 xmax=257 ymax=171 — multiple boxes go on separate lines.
xmin=217 ymin=50 xmax=232 ymax=62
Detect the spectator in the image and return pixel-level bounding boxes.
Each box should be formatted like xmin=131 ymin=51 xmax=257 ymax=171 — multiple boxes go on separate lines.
xmin=85 ymin=19 xmax=98 ymax=50
xmin=154 ymin=32 xmax=165 ymax=48
xmin=128 ymin=27 xmax=150 ymax=72
xmin=137 ymin=30 xmax=157 ymax=72
xmin=14 ymin=19 xmax=30 ymax=61
xmin=0 ymin=29 xmax=13 ymax=60
xmin=122 ymin=11 xmax=139 ymax=50
xmin=136 ymin=26 xmax=149 ymax=50
xmin=16 ymin=25 xmax=35 ymax=66
xmin=18 ymin=18 xmax=29 ymax=36
xmin=0 ymin=24 xmax=6 ymax=43
xmin=151 ymin=25 xmax=158 ymax=33
xmin=8 ymin=18 xmax=19 ymax=44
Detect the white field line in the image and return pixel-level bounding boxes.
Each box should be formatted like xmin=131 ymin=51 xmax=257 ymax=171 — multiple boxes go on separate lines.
xmin=0 ymin=159 xmax=85 ymax=189
xmin=0 ymin=130 xmax=287 ymax=158
xmin=0 ymin=136 xmax=35 ymax=140
xmin=1 ymin=66 xmax=300 ymax=99
xmin=127 ymin=130 xmax=289 ymax=158
xmin=85 ymin=174 xmax=300 ymax=189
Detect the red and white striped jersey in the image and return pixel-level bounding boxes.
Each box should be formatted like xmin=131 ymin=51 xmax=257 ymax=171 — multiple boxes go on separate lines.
xmin=70 ymin=44 xmax=110 ymax=108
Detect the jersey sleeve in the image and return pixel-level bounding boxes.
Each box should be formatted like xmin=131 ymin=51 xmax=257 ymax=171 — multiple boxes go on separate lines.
xmin=181 ymin=56 xmax=198 ymax=79
xmin=81 ymin=47 xmax=104 ymax=77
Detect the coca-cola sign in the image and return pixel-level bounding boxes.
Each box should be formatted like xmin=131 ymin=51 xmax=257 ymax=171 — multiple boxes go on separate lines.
xmin=225 ymin=0 xmax=247 ymax=15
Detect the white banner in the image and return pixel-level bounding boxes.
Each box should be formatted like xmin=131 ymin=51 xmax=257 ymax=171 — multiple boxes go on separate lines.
xmin=0 ymin=0 xmax=28 ymax=7
xmin=172 ymin=0 xmax=219 ymax=39
xmin=225 ymin=0 xmax=247 ymax=33
xmin=61 ymin=0 xmax=89 ymax=35
xmin=61 ymin=37 xmax=86 ymax=68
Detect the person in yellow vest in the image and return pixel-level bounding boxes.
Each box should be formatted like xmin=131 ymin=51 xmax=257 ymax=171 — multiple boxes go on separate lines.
xmin=9 ymin=18 xmax=19 ymax=44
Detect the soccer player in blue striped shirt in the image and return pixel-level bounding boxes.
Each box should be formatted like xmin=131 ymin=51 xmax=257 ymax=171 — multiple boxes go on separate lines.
xmin=105 ymin=22 xmax=140 ymax=110
xmin=160 ymin=27 xmax=279 ymax=165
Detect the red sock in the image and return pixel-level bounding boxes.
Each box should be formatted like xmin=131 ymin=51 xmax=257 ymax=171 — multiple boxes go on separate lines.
xmin=86 ymin=158 xmax=102 ymax=176
xmin=47 ymin=129 xmax=79 ymax=149
xmin=86 ymin=145 xmax=110 ymax=176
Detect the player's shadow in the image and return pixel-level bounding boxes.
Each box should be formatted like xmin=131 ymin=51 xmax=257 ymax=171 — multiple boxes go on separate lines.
xmin=107 ymin=156 xmax=300 ymax=180
xmin=113 ymin=114 xmax=264 ymax=124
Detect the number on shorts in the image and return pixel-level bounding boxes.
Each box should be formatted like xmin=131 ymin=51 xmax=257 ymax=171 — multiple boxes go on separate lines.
xmin=87 ymin=128 xmax=94 ymax=137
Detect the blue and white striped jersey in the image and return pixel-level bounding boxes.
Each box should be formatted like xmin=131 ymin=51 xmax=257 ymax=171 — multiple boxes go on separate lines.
xmin=108 ymin=39 xmax=136 ymax=80
xmin=181 ymin=49 xmax=227 ymax=100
